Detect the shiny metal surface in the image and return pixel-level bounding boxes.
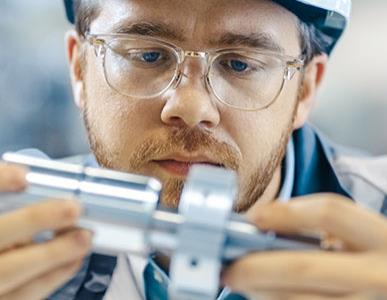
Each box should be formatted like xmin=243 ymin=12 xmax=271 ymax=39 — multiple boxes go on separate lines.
xmin=1 ymin=152 xmax=322 ymax=258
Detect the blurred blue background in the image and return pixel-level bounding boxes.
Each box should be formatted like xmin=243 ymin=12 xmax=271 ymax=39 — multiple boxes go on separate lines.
xmin=0 ymin=0 xmax=88 ymax=158
xmin=1 ymin=0 xmax=386 ymax=158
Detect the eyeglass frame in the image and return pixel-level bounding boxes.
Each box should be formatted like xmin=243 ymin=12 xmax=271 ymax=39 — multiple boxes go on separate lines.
xmin=85 ymin=32 xmax=305 ymax=111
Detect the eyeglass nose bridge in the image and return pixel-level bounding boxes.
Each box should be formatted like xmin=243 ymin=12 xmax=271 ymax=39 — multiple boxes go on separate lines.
xmin=183 ymin=51 xmax=208 ymax=59
xmin=172 ymin=50 xmax=210 ymax=88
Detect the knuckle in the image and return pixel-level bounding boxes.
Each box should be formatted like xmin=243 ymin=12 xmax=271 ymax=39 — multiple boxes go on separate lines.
xmin=55 ymin=200 xmax=81 ymax=225
xmin=0 ymin=164 xmax=26 ymax=192
xmin=314 ymin=193 xmax=353 ymax=228
xmin=23 ymin=205 xmax=46 ymax=228
xmin=60 ymin=230 xmax=92 ymax=257
xmin=71 ymin=230 xmax=93 ymax=252
xmin=25 ymin=200 xmax=80 ymax=229
xmin=316 ymin=197 xmax=339 ymax=226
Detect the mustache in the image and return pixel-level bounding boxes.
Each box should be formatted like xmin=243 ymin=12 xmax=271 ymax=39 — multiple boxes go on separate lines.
xmin=129 ymin=127 xmax=241 ymax=171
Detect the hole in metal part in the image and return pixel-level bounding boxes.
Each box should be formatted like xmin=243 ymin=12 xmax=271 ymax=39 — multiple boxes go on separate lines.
xmin=190 ymin=258 xmax=199 ymax=267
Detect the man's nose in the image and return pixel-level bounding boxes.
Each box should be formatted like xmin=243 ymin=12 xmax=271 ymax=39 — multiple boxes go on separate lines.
xmin=160 ymin=63 xmax=220 ymax=129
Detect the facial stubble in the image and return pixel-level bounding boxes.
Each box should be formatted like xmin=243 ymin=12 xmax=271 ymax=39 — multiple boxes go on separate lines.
xmin=82 ymin=85 xmax=297 ymax=212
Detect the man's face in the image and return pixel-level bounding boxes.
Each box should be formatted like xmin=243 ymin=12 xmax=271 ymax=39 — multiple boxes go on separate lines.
xmin=77 ymin=0 xmax=302 ymax=211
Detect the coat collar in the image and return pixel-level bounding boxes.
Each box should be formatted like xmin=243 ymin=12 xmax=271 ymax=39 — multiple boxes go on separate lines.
xmin=292 ymin=124 xmax=350 ymax=198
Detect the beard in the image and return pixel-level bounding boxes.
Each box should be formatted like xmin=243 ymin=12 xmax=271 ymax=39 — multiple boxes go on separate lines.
xmin=82 ymin=100 xmax=296 ymax=213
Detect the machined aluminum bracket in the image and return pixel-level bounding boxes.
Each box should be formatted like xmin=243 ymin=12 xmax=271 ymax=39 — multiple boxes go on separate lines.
xmin=169 ymin=165 xmax=237 ymax=300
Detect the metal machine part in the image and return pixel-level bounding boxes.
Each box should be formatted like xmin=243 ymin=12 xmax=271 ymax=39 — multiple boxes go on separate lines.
xmin=169 ymin=165 xmax=236 ymax=300
xmin=1 ymin=152 xmax=323 ymax=299
xmin=1 ymin=152 xmax=162 ymax=255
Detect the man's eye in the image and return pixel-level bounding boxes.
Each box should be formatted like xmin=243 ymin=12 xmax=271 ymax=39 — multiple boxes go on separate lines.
xmin=141 ymin=51 xmax=161 ymax=63
xmin=220 ymin=58 xmax=254 ymax=74
xmin=229 ymin=59 xmax=248 ymax=72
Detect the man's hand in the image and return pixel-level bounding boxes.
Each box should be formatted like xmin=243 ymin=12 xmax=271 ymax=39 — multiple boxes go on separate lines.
xmin=0 ymin=163 xmax=92 ymax=300
xmin=222 ymin=193 xmax=387 ymax=299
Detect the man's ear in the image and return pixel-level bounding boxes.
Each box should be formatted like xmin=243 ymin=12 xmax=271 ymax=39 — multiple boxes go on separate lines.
xmin=66 ymin=29 xmax=86 ymax=109
xmin=293 ymin=53 xmax=328 ymax=129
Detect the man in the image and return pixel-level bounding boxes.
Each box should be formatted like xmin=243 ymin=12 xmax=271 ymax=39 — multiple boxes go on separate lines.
xmin=1 ymin=0 xmax=387 ymax=299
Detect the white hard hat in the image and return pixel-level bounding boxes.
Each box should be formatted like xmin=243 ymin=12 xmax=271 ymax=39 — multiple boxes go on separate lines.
xmin=273 ymin=0 xmax=351 ymax=54
xmin=64 ymin=0 xmax=351 ymax=53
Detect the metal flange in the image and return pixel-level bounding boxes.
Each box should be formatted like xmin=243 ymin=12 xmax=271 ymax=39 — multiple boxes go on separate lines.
xmin=169 ymin=165 xmax=237 ymax=300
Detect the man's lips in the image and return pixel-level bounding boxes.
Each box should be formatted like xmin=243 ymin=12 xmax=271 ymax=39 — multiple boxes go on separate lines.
xmin=153 ymin=156 xmax=224 ymax=177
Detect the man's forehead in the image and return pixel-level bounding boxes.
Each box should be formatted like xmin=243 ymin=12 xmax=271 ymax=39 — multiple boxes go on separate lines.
xmin=90 ymin=0 xmax=299 ymax=52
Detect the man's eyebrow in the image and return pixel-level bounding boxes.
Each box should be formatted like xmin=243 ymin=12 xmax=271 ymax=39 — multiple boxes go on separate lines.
xmin=212 ymin=32 xmax=285 ymax=53
xmin=111 ymin=21 xmax=185 ymax=41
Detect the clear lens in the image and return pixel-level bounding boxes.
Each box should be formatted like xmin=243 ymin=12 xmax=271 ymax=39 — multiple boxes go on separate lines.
xmin=103 ymin=38 xmax=179 ymax=98
xmin=209 ymin=51 xmax=286 ymax=110
xmin=98 ymin=36 xmax=291 ymax=110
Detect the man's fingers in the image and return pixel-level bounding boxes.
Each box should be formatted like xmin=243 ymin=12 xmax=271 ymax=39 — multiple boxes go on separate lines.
xmin=247 ymin=193 xmax=387 ymax=251
xmin=222 ymin=251 xmax=387 ymax=296
xmin=0 ymin=163 xmax=27 ymax=193
xmin=0 ymin=199 xmax=82 ymax=250
xmin=0 ymin=258 xmax=83 ymax=300
xmin=0 ymin=229 xmax=92 ymax=295
xmin=243 ymin=291 xmax=386 ymax=300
